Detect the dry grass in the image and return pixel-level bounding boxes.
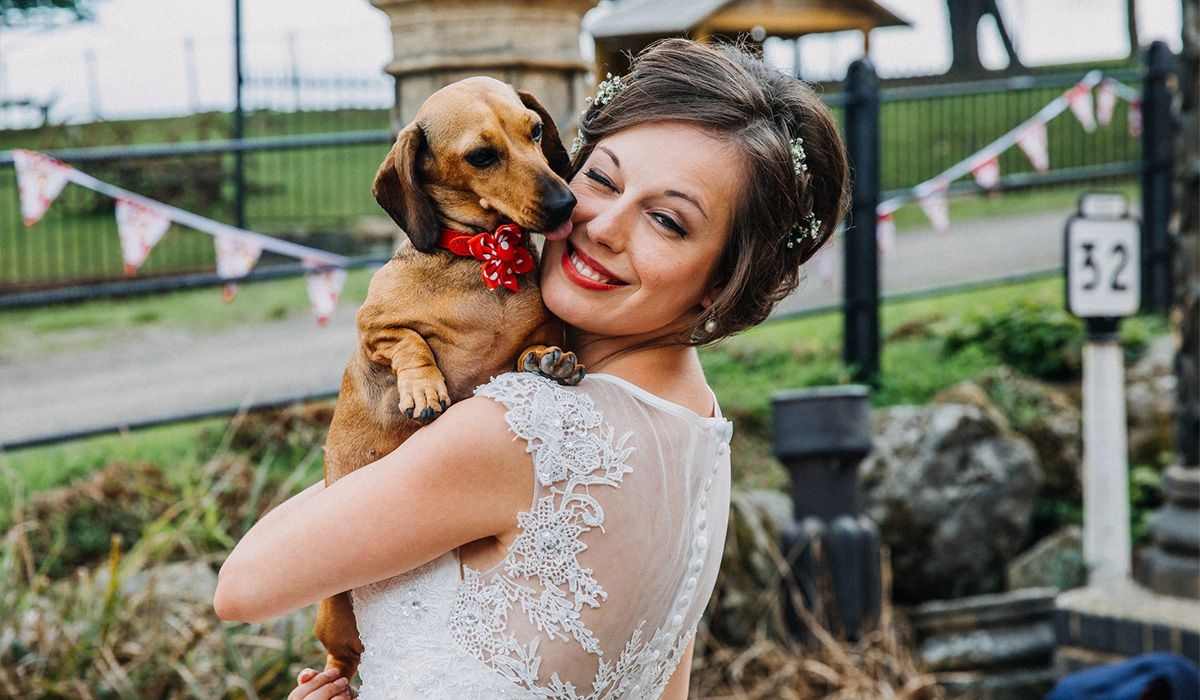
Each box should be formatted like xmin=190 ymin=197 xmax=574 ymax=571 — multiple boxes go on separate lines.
xmin=1 ymin=408 xmax=941 ymax=698
xmin=689 ymin=494 xmax=944 ymax=700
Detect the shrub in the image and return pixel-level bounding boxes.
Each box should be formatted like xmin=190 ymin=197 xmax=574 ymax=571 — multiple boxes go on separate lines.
xmin=938 ymin=301 xmax=1085 ymax=380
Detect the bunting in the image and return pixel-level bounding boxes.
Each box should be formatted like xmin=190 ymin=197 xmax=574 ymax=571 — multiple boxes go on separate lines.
xmin=304 ymin=259 xmax=347 ymax=327
xmin=214 ymin=233 xmax=263 ymax=302
xmin=1066 ymin=84 xmax=1097 ymax=133
xmin=1016 ymin=120 xmax=1050 ymax=174
xmin=9 ymin=150 xmax=351 ymax=324
xmin=875 ymin=204 xmax=897 ymax=252
xmin=13 ymin=149 xmax=72 ymax=228
xmin=915 ymin=179 xmax=950 ymax=235
xmin=115 ymin=198 xmax=172 ymax=276
xmin=1096 ymin=79 xmax=1118 ymax=126
xmin=970 ymin=154 xmax=1001 ymax=191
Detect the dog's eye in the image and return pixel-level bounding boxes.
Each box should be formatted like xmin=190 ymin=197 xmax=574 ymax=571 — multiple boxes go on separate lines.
xmin=531 ymin=123 xmax=543 ymax=143
xmin=465 ymin=147 xmax=499 ymax=168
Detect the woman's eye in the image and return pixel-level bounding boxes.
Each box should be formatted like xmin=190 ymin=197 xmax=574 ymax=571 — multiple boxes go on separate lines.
xmin=585 ymin=169 xmax=616 ymax=191
xmin=653 ymin=213 xmax=688 ymax=237
xmin=466 ymin=147 xmax=500 ymax=168
xmin=531 ymin=123 xmax=543 ymax=142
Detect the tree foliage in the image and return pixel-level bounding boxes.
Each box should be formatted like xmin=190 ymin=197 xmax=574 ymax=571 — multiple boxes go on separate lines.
xmin=1 ymin=0 xmax=101 ymax=28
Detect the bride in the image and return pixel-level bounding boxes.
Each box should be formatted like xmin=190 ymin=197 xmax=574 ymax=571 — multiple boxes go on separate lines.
xmin=214 ymin=37 xmax=849 ymax=699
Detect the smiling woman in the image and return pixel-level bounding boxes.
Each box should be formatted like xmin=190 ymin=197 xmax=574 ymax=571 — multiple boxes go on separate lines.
xmin=215 ymin=37 xmax=849 ymax=700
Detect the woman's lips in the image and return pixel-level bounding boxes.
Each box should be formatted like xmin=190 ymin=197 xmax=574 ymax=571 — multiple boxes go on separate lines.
xmin=560 ymin=242 xmax=626 ymax=290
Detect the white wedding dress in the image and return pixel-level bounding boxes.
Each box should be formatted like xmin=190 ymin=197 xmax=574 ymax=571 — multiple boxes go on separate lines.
xmin=350 ymin=372 xmax=732 ymax=698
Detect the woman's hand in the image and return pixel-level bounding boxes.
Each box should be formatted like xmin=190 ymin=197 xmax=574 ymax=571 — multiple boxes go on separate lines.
xmin=288 ymin=668 xmax=355 ymax=700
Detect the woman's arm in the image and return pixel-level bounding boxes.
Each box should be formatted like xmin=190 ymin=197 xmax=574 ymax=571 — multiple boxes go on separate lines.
xmin=660 ymin=637 xmax=694 ymax=699
xmin=213 ymin=395 xmax=531 ymax=623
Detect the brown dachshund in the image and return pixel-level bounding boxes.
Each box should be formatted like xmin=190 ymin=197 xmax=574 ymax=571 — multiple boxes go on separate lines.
xmin=316 ymin=77 xmax=583 ymax=678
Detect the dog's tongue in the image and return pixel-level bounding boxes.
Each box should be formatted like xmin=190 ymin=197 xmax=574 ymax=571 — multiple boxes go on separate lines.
xmin=544 ymin=219 xmax=573 ymax=241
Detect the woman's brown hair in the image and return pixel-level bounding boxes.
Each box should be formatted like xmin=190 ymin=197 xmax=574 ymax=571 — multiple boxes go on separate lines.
xmin=571 ymin=38 xmax=850 ymax=344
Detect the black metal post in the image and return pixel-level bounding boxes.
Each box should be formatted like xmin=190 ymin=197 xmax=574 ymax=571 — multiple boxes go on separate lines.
xmin=842 ymin=59 xmax=881 ymax=385
xmin=774 ymin=386 xmax=881 ymax=642
xmin=233 ymin=0 xmax=247 ymax=229
xmin=1140 ymin=40 xmax=1175 ymax=315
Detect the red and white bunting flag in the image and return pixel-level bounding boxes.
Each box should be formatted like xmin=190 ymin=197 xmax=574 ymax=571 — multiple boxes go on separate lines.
xmin=1128 ymin=99 xmax=1143 ymax=138
xmin=1096 ymin=80 xmax=1118 ymax=126
xmin=1066 ymin=84 xmax=1097 ymax=133
xmin=13 ymin=149 xmax=72 ymax=228
xmin=876 ymin=207 xmax=897 ymax=252
xmin=214 ymin=233 xmax=262 ymax=302
xmin=304 ymin=261 xmax=346 ymax=327
xmin=916 ymin=181 xmax=950 ymax=235
xmin=1016 ymin=120 xmax=1050 ymax=174
xmin=970 ymin=154 xmax=1001 ymax=191
xmin=812 ymin=236 xmax=837 ymax=288
xmin=115 ymin=198 xmax=172 ymax=276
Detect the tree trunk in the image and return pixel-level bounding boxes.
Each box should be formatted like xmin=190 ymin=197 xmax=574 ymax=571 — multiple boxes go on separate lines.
xmin=1126 ymin=0 xmax=1141 ymax=57
xmin=946 ymin=0 xmax=1024 ymax=76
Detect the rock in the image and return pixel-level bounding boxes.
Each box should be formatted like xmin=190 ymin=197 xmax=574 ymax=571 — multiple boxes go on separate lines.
xmin=1125 ymin=335 xmax=1177 ymax=467
xmin=942 ymin=367 xmax=1083 ymax=503
xmin=1006 ymin=525 xmax=1086 ymax=591
xmin=707 ymin=489 xmax=793 ymax=647
xmin=860 ymin=403 xmax=1044 ymax=603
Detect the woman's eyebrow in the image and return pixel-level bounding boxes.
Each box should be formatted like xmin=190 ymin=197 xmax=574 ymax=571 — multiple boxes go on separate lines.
xmin=664 ymin=189 xmax=709 ymax=221
xmin=596 ymin=146 xmax=620 ymax=167
xmin=596 ymin=144 xmax=708 ymax=221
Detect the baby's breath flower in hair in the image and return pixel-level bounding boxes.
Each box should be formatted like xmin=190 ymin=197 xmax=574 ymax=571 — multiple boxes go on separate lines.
xmin=785 ymin=136 xmax=819 ymax=249
xmin=570 ymin=72 xmax=629 ymax=158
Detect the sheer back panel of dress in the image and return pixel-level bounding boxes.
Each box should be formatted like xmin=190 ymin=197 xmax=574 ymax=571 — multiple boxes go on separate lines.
xmin=353 ymin=373 xmax=732 ymax=699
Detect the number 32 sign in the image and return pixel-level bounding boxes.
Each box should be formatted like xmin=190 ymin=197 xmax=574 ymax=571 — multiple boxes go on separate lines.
xmin=1065 ymin=193 xmax=1141 ymax=319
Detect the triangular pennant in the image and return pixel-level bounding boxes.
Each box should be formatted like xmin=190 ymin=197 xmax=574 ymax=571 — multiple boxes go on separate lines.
xmin=303 ymin=260 xmax=347 ymax=327
xmin=214 ymin=233 xmax=262 ymax=303
xmin=1095 ymin=80 xmax=1118 ymax=126
xmin=1016 ymin=120 xmax=1050 ymax=174
xmin=13 ymin=149 xmax=72 ymax=228
xmin=1066 ymin=84 xmax=1097 ymax=133
xmin=916 ymin=181 xmax=950 ymax=235
xmin=115 ymin=198 xmax=172 ymax=276
xmin=812 ymin=234 xmax=837 ymax=288
xmin=1128 ymin=99 xmax=1143 ymax=138
xmin=970 ymin=154 xmax=1001 ymax=191
xmin=876 ymin=206 xmax=897 ymax=253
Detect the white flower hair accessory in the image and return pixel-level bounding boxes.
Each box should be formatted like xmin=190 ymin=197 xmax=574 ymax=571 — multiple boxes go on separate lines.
xmin=787 ymin=136 xmax=820 ymax=249
xmin=570 ymin=72 xmax=629 ymax=158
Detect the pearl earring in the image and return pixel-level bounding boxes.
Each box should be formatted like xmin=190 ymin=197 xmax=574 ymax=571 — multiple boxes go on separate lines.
xmin=704 ymin=318 xmax=717 ymax=334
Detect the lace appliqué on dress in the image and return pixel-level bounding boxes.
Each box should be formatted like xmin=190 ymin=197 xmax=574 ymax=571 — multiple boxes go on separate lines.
xmin=453 ymin=374 xmax=659 ymax=697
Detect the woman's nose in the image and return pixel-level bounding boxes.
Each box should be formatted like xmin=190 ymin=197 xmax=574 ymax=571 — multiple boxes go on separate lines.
xmin=580 ymin=195 xmax=628 ymax=252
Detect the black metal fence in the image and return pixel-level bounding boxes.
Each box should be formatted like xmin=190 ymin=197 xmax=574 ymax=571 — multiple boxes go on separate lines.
xmin=0 ymin=65 xmax=1147 ymax=307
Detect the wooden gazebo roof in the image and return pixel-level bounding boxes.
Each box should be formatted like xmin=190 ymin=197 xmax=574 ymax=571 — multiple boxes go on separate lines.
xmin=586 ymin=0 xmax=909 ymax=76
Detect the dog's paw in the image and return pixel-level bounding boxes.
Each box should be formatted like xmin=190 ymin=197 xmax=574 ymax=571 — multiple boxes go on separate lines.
xmin=521 ymin=346 xmax=585 ymax=386
xmin=396 ymin=376 xmax=451 ymax=423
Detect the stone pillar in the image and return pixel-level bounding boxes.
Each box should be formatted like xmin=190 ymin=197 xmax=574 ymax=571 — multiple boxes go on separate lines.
xmin=369 ymin=0 xmax=596 ymax=134
xmin=1137 ymin=0 xmax=1199 ymax=600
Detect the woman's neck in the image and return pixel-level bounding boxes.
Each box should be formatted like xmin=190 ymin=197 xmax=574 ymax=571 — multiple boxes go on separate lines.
xmin=569 ymin=331 xmax=713 ymax=417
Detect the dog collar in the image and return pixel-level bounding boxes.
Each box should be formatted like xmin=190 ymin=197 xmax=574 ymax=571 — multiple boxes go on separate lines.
xmin=438 ymin=224 xmax=534 ymax=292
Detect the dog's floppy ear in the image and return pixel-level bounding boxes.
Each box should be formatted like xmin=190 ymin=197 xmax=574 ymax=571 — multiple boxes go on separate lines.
xmin=373 ymin=123 xmax=442 ymax=252
xmin=518 ymin=89 xmax=572 ymax=180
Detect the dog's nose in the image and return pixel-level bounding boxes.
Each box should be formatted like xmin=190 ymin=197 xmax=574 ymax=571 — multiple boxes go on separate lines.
xmin=545 ymin=188 xmax=576 ymax=226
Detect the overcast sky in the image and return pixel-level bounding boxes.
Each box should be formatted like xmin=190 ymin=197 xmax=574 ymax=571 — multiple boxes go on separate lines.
xmin=0 ymin=0 xmax=1185 ymax=127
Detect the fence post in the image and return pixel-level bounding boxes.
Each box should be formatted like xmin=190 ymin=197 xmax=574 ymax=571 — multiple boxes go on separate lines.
xmin=232 ymin=0 xmax=247 ymax=230
xmin=842 ymin=59 xmax=881 ymax=385
xmin=1140 ymin=40 xmax=1175 ymax=315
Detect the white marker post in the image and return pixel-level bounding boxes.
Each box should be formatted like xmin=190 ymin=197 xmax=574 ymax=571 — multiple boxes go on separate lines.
xmin=1065 ymin=192 xmax=1141 ymax=589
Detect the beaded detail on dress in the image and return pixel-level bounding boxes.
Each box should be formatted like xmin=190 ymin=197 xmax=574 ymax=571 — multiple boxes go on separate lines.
xmin=351 ymin=372 xmax=733 ymax=699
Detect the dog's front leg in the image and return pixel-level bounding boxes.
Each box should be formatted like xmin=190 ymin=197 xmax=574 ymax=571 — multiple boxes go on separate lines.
xmin=368 ymin=327 xmax=451 ymax=423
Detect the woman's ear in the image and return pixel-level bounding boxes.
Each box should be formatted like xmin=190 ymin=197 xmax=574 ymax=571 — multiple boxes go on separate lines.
xmin=517 ymin=89 xmax=572 ymax=180
xmin=373 ymin=123 xmax=441 ymax=252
